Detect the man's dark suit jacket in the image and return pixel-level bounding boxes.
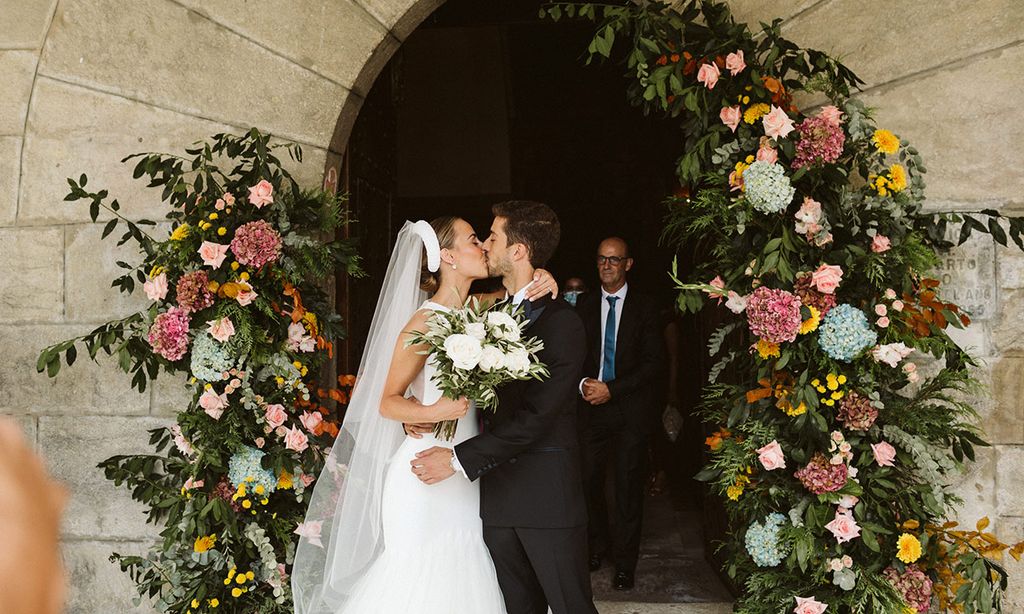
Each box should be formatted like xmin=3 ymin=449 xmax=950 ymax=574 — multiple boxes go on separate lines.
xmin=576 ymin=289 xmax=664 ymax=432
xmin=454 ymin=294 xmax=588 ymax=528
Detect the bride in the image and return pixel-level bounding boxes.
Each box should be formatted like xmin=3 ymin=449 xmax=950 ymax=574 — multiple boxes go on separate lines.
xmin=292 ymin=217 xmax=558 ymax=614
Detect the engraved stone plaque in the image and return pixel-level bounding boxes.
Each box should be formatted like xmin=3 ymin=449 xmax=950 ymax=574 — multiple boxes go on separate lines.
xmin=932 ymin=233 xmax=996 ymax=320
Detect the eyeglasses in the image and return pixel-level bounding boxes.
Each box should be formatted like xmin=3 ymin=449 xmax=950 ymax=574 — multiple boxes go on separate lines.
xmin=596 ymin=256 xmax=626 ymax=266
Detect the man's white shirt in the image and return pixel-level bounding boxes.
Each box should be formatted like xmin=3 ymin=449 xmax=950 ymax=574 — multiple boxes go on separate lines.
xmin=579 ymin=283 xmax=628 ymax=394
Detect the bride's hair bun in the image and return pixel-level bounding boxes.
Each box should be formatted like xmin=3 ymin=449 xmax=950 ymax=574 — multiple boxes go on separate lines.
xmin=420 ymin=216 xmax=460 ymax=293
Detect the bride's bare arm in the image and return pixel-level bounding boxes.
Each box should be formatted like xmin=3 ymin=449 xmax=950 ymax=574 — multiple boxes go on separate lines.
xmin=380 ymin=310 xmax=469 ymax=424
xmin=472 ymin=268 xmax=560 ymax=304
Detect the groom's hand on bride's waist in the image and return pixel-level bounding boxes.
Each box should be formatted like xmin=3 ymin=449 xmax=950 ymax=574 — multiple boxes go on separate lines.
xmin=411 ymin=446 xmax=456 ymax=484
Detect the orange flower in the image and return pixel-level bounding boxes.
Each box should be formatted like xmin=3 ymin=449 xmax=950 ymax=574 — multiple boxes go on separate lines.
xmin=338 ymin=374 xmax=357 ymax=387
xmin=705 ymin=427 xmax=732 ymax=451
xmin=669 ymin=53 xmax=680 ymax=63
xmin=656 ymin=55 xmax=668 ymax=66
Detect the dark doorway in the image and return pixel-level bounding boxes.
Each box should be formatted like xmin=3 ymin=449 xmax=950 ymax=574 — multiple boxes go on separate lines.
xmin=339 ymin=0 xmax=731 ymax=603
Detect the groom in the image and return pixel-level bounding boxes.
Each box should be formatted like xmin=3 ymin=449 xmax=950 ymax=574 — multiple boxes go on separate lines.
xmin=413 ymin=201 xmax=597 ymax=614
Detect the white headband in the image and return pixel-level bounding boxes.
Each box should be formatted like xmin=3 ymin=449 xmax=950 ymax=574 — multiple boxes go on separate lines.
xmin=411 ymin=220 xmax=441 ymax=272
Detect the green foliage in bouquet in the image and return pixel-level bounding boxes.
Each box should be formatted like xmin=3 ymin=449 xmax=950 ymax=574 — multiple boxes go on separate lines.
xmin=37 ymin=129 xmax=362 ymax=613
xmin=546 ymin=1 xmax=1024 ymax=612
xmin=405 ymin=298 xmax=549 ymax=439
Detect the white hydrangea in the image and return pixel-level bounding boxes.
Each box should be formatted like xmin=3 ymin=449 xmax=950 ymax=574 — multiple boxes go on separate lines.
xmin=743 ymin=160 xmax=796 ymax=214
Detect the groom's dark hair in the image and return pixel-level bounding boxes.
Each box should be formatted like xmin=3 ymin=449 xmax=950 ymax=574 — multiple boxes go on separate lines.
xmin=492 ymin=200 xmax=560 ymax=267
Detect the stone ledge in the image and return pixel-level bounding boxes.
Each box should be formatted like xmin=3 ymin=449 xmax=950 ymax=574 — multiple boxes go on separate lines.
xmin=596 ymin=603 xmax=733 ymax=614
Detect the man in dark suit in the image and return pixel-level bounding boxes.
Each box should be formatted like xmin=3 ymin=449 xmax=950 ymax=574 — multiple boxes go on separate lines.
xmin=577 ymin=237 xmax=665 ymax=590
xmin=413 ymin=201 xmax=597 ymax=614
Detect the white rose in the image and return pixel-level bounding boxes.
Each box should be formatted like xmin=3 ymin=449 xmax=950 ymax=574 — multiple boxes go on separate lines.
xmin=443 ymin=334 xmax=483 ymax=370
xmin=487 ymin=311 xmax=521 ymax=341
xmin=504 ymin=348 xmax=532 ymax=375
xmin=871 ymin=342 xmax=912 ymax=368
xmin=478 ymin=345 xmax=507 ymax=372
xmin=465 ymin=322 xmax=486 ymax=341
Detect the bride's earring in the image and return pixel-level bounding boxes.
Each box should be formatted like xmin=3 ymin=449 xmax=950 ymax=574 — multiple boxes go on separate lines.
xmin=450 ymin=262 xmax=458 ymax=271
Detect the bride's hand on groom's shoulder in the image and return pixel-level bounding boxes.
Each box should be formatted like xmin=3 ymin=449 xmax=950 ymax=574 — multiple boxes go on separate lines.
xmin=411 ymin=447 xmax=456 ymax=485
xmin=524 ymin=269 xmax=559 ymax=301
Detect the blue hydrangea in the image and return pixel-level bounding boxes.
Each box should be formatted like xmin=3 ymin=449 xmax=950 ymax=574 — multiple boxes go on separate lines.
xmin=743 ymin=160 xmax=796 ymax=214
xmin=818 ymin=304 xmax=878 ymax=362
xmin=227 ymin=446 xmax=277 ymax=494
xmin=190 ymin=332 xmax=234 ymax=382
xmin=744 ymin=512 xmax=790 ymax=567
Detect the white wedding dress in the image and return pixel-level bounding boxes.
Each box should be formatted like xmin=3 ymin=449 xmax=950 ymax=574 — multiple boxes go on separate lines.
xmin=337 ymin=301 xmax=507 ymax=614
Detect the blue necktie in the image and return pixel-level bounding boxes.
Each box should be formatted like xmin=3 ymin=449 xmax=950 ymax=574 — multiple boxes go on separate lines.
xmin=602 ymin=296 xmax=619 ymax=381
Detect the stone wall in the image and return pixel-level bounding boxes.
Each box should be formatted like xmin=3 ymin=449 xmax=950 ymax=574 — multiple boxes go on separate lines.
xmin=0 ymin=0 xmax=1021 ymax=610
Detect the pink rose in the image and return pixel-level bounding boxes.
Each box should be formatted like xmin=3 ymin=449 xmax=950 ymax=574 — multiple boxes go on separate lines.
xmin=884 ymin=288 xmax=897 ymax=299
xmin=892 ymin=300 xmax=904 ymax=312
xmin=811 ymin=264 xmax=843 ymax=294
xmin=762 ymin=105 xmax=796 ymax=140
xmin=223 ymin=192 xmax=235 ymax=206
xmin=207 ymin=317 xmax=235 ymax=343
xmin=725 ymin=50 xmax=746 ymax=76
xmin=294 ymin=520 xmax=323 ymax=548
xmin=264 ymin=403 xmax=288 ymax=429
xmin=254 ymin=437 xmax=265 ymax=448
xmin=756 ymin=144 xmax=778 ymax=164
xmin=300 ymin=410 xmax=323 ymax=434
xmin=198 ymin=241 xmax=230 ymax=268
xmin=825 ymin=511 xmax=861 ymax=544
xmin=871 ymin=234 xmax=891 ymax=253
xmin=818 ymin=105 xmax=843 ymax=125
xmin=871 ymin=441 xmax=897 ymax=467
xmin=143 ymin=272 xmax=168 ymax=301
xmin=300 ymin=473 xmax=316 ymax=487
xmin=793 ymin=596 xmax=829 ymax=614
xmin=235 ymin=282 xmax=258 ymax=307
xmin=199 ymin=389 xmax=228 ymax=420
xmin=756 ymin=440 xmax=786 ymax=471
xmin=838 ymin=495 xmax=859 ymax=510
xmin=720 ymin=105 xmax=742 ymax=132
xmin=876 ymin=316 xmax=890 ymax=328
xmin=248 ymin=180 xmax=275 ymax=208
xmin=875 ymin=304 xmax=888 ymax=316
xmin=284 ymin=425 xmax=309 ymax=453
xmin=697 ymin=62 xmax=720 ymax=89
xmin=183 ymin=477 xmax=204 ymax=490
xmin=214 ymin=198 xmax=226 ymax=210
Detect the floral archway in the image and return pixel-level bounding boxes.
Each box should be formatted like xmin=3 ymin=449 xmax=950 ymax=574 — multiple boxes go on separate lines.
xmin=37 ymin=1 xmax=1024 ymax=613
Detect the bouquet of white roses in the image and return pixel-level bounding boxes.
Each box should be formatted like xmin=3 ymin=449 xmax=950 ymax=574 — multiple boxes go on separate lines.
xmin=406 ymin=298 xmax=549 ymax=439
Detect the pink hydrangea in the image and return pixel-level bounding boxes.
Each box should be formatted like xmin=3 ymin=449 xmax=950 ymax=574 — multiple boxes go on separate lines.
xmin=230 ymin=220 xmax=282 ymax=269
xmin=147 ymin=307 xmax=191 ymax=361
xmin=884 ymin=565 xmax=932 ymax=613
xmin=746 ymin=286 xmax=803 ymax=343
xmin=792 ymin=115 xmax=846 ymax=169
xmin=794 ymin=452 xmax=848 ymax=494
xmin=175 ymin=270 xmax=214 ymax=313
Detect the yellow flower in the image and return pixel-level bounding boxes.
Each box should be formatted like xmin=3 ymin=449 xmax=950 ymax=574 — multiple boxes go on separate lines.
xmin=217 ymin=227 xmax=227 ymax=236
xmin=277 ymin=470 xmax=294 ymax=490
xmin=235 ymin=574 xmax=247 ymax=585
xmin=239 ymin=271 xmax=250 ymax=281
xmin=207 ymin=280 xmax=220 ymax=292
xmin=742 ymin=95 xmax=750 ymax=104
xmin=292 ymin=360 xmax=303 ymax=369
xmin=148 ymin=264 xmax=165 ymax=277
xmin=755 ymin=339 xmax=780 ymax=359
xmin=726 ymin=484 xmax=744 ymax=500
xmin=837 ymin=375 xmax=847 ymax=385
xmin=231 ymin=261 xmax=240 ymax=271
xmin=811 ymin=379 xmax=820 ymax=387
xmin=209 ymin=598 xmax=220 ymax=608
xmin=799 ymin=305 xmax=821 ymax=334
xmin=231 ymin=588 xmax=243 ymax=598
xmin=245 ymin=571 xmax=255 ymax=581
xmin=744 ymin=103 xmax=770 ymax=124
xmin=191 ymin=599 xmax=200 ymax=609
xmin=824 ymin=399 xmax=835 ymax=407
xmin=897 ymin=532 xmax=922 ymax=563
xmin=888 ymin=163 xmax=908 ymax=192
xmin=261 ymin=498 xmax=269 ymax=505
xmin=254 ymin=484 xmax=265 ymax=495
xmin=170 ymin=224 xmax=190 ymax=241
xmin=242 ymin=499 xmax=252 ymax=509
xmin=209 ymin=212 xmax=218 ymax=220
xmin=193 ymin=534 xmax=216 ymax=553
xmin=780 ymin=400 xmax=807 ymax=417
xmin=831 ymin=391 xmax=843 ymax=400
xmin=872 ymin=129 xmax=900 ymax=154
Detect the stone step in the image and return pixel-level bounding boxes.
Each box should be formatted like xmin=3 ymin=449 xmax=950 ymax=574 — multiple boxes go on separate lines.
xmin=596 ymin=602 xmax=734 ymax=614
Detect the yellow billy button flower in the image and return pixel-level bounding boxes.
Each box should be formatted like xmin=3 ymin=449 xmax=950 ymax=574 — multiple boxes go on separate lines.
xmin=837 ymin=375 xmax=847 ymax=385
xmin=246 ymin=571 xmax=255 ymax=581
xmin=242 ymin=499 xmax=252 ymax=509
xmin=193 ymin=534 xmax=216 ymax=553
xmin=897 ymin=533 xmax=922 ymax=563
xmin=254 ymin=484 xmax=265 ymax=495
xmin=207 ymin=280 xmax=220 ymax=293
xmin=239 ymin=271 xmax=250 ymax=281
xmin=209 ymin=598 xmax=220 ymax=607
xmin=231 ymin=261 xmax=240 ymax=271
xmin=235 ymin=574 xmax=247 ymax=585
xmin=231 ymin=588 xmax=243 ymax=598
xmin=209 ymin=212 xmax=218 ymax=220
xmin=217 ymin=227 xmax=227 ymax=236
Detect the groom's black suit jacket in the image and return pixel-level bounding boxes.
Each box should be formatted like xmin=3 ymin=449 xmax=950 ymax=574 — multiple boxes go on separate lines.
xmin=454 ymin=294 xmax=588 ymax=529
